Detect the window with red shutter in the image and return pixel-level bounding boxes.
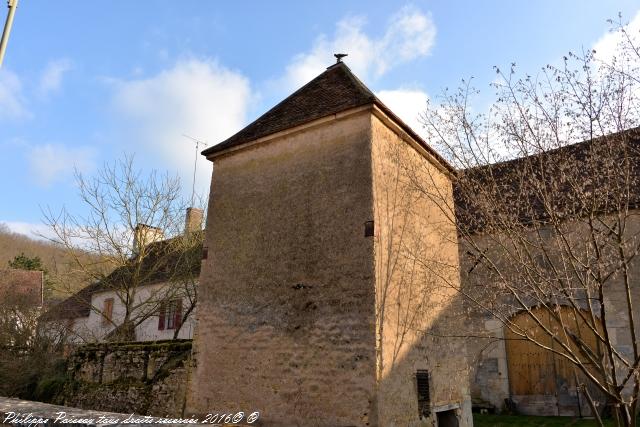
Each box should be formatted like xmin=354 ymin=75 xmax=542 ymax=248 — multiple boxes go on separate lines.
xmin=166 ymin=300 xmax=176 ymax=329
xmin=102 ymin=298 xmax=114 ymax=326
xmin=159 ymin=299 xmax=184 ymax=331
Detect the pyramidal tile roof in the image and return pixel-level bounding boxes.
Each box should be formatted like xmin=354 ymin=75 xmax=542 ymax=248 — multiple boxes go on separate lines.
xmin=202 ymin=62 xmax=374 ymax=157
xmin=202 ymin=61 xmax=454 ymax=173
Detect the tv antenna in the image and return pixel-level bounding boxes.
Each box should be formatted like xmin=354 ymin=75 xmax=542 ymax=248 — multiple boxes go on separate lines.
xmin=182 ymin=134 xmax=208 ymax=207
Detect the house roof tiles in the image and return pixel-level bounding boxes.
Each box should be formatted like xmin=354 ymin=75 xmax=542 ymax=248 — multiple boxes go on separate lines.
xmin=454 ymin=127 xmax=640 ymax=233
xmin=40 ymin=232 xmax=202 ymax=321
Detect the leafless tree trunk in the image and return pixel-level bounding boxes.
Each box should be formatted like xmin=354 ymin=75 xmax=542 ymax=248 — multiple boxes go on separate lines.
xmin=42 ymin=156 xmax=202 ymax=343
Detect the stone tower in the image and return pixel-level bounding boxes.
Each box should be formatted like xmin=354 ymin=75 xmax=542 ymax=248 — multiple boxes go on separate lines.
xmin=188 ymin=62 xmax=472 ymax=427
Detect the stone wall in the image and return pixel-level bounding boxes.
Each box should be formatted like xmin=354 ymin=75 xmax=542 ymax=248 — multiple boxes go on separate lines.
xmin=189 ymin=109 xmax=377 ymax=426
xmin=463 ymin=214 xmax=640 ymax=416
xmin=189 ymin=106 xmax=473 ymax=426
xmin=62 ymin=340 xmax=191 ymax=417
xmin=370 ymin=112 xmax=473 ymax=426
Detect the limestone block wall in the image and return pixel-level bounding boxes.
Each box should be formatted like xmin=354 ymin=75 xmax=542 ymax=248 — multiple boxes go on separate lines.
xmin=188 ymin=110 xmax=378 ymax=426
xmin=465 ymin=319 xmax=510 ymax=411
xmin=62 ymin=340 xmax=192 ymax=416
xmin=370 ymin=112 xmax=472 ymax=427
xmin=189 ymin=107 xmax=475 ymax=426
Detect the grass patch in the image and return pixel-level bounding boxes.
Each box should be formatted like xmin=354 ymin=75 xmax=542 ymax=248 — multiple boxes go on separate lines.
xmin=473 ymin=414 xmax=617 ymax=427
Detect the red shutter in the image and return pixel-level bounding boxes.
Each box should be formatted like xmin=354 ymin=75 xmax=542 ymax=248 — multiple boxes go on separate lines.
xmin=102 ymin=298 xmax=114 ymax=326
xmin=174 ymin=299 xmax=183 ymax=329
xmin=158 ymin=302 xmax=166 ymax=330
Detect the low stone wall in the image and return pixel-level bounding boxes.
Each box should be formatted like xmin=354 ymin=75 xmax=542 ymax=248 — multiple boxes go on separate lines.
xmin=62 ymin=340 xmax=192 ymax=417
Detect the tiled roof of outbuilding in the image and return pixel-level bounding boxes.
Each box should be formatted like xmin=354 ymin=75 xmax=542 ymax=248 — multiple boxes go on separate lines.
xmin=454 ymin=127 xmax=640 ymax=233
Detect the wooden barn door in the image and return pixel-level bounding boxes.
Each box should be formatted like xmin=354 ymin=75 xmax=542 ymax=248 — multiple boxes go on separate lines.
xmin=504 ymin=306 xmax=601 ymax=416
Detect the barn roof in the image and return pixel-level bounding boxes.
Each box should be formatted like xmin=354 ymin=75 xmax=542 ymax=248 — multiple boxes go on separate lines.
xmin=454 ymin=127 xmax=640 ymax=233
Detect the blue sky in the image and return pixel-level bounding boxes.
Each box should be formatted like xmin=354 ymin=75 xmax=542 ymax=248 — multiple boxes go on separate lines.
xmin=1 ymin=0 xmax=639 ymax=238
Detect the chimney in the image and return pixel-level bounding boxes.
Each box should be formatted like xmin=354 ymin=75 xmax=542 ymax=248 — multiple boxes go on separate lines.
xmin=184 ymin=207 xmax=204 ymax=234
xmin=133 ymin=224 xmax=164 ymax=253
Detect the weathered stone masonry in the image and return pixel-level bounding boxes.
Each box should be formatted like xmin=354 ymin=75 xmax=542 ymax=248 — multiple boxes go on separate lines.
xmin=62 ymin=340 xmax=191 ymax=417
xmin=187 ymin=62 xmax=472 ymax=426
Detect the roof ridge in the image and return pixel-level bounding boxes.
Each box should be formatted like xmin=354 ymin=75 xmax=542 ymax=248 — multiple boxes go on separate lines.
xmin=199 ymin=61 xmax=455 ymax=174
xmin=245 ymin=65 xmax=344 ymax=126
xmin=332 ymin=62 xmax=375 ymax=99
xmin=461 ymin=126 xmax=640 ymax=173
xmin=202 ymin=62 xmax=377 ymax=157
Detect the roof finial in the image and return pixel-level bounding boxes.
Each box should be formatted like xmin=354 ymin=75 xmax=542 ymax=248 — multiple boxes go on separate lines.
xmin=334 ymin=53 xmax=348 ymax=63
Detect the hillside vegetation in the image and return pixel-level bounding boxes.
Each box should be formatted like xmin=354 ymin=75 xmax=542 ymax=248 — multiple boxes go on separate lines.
xmin=0 ymin=224 xmax=93 ymax=303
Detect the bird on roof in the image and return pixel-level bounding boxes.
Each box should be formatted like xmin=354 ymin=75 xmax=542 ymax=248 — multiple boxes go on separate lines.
xmin=334 ymin=53 xmax=348 ymax=63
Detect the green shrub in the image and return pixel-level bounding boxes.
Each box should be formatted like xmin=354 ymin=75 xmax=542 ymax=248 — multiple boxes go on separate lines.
xmin=34 ymin=375 xmax=66 ymax=403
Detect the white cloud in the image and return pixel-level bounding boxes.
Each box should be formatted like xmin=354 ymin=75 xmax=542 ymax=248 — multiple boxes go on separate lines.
xmin=585 ymin=11 xmax=640 ymax=135
xmin=377 ymin=88 xmax=429 ymax=137
xmin=592 ymin=11 xmax=640 ymax=65
xmin=0 ymin=68 xmax=30 ymax=121
xmin=1 ymin=220 xmax=101 ymax=249
xmin=1 ymin=221 xmax=56 ymax=241
xmin=379 ymin=7 xmax=437 ymax=74
xmin=111 ymin=58 xmax=252 ymax=198
xmin=0 ymin=59 xmax=72 ymax=122
xmin=39 ymin=58 xmax=73 ymax=96
xmin=29 ymin=144 xmax=96 ymax=187
xmin=282 ymin=5 xmax=436 ymax=89
xmin=107 ymin=8 xmax=434 ymax=199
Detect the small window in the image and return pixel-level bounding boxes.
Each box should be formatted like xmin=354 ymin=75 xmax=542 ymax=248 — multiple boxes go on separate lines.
xmin=102 ymin=298 xmax=114 ymax=326
xmin=158 ymin=299 xmax=183 ymax=331
xmin=202 ymin=247 xmax=209 ymax=260
xmin=416 ymin=370 xmax=431 ymax=419
xmin=166 ymin=300 xmax=178 ymax=329
xmin=364 ymin=220 xmax=374 ymax=237
xmin=436 ymin=409 xmax=459 ymax=427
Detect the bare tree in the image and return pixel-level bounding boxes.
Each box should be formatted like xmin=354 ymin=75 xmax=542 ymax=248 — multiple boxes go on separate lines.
xmin=41 ymin=156 xmax=202 ymax=342
xmin=0 ymin=267 xmax=68 ymax=401
xmin=0 ymin=285 xmax=41 ymax=350
xmin=408 ymin=17 xmax=640 ymax=427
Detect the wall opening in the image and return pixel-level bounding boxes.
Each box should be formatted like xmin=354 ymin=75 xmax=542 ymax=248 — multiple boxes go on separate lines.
xmin=436 ymin=409 xmax=459 ymax=427
xmin=364 ymin=220 xmax=374 ymax=237
xmin=416 ymin=370 xmax=431 ymax=419
xmin=504 ymin=306 xmax=604 ymax=416
xmin=102 ymin=298 xmax=114 ymax=326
